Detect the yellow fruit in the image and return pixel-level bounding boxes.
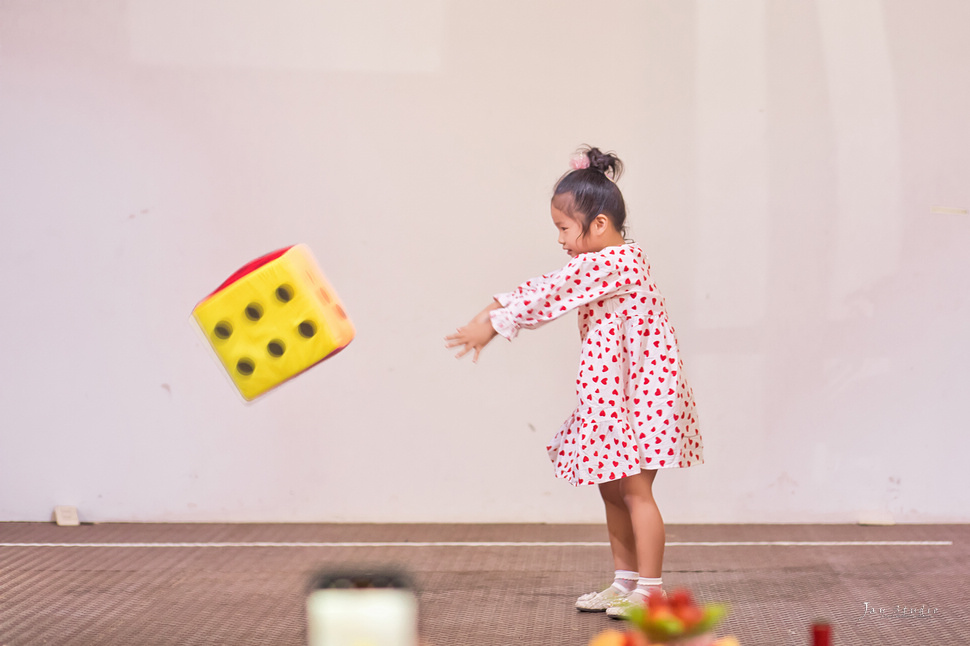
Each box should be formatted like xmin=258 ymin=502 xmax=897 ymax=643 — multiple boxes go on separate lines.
xmin=588 ymin=629 xmax=627 ymax=646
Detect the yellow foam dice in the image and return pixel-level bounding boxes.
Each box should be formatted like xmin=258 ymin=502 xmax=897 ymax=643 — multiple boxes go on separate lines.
xmin=193 ymin=244 xmax=354 ymax=400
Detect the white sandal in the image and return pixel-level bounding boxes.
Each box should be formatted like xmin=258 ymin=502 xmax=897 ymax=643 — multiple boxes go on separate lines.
xmin=605 ymin=588 xmax=664 ymax=620
xmin=575 ymin=584 xmax=632 ymax=612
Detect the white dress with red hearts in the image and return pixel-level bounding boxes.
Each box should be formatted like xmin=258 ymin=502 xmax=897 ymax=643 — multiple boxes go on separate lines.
xmin=489 ymin=243 xmax=703 ymax=486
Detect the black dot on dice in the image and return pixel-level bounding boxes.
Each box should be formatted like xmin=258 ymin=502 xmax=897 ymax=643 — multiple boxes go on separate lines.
xmin=245 ymin=303 xmax=263 ymax=321
xmin=276 ymin=285 xmax=294 ymax=303
xmin=267 ymin=340 xmax=285 ymax=357
xmin=213 ymin=322 xmax=233 ymax=340
xmin=236 ymin=358 xmax=255 ymax=376
xmin=298 ymin=321 xmax=317 ymax=338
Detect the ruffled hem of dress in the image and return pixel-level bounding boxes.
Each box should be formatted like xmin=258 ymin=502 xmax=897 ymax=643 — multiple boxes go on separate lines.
xmin=553 ymin=451 xmax=705 ymax=486
xmin=547 ymin=409 xmax=641 ymax=486
xmin=548 ymin=410 xmax=706 ymax=486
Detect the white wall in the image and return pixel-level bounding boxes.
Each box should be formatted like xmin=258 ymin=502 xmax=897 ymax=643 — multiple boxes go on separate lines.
xmin=1 ymin=0 xmax=968 ymax=523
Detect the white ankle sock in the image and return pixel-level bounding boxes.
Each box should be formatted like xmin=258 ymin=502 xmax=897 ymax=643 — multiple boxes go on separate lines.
xmin=612 ymin=570 xmax=639 ymax=593
xmin=635 ymin=577 xmax=663 ymax=596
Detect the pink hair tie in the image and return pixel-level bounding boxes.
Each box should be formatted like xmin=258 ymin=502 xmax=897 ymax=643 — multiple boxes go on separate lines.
xmin=569 ymin=154 xmax=590 ymax=170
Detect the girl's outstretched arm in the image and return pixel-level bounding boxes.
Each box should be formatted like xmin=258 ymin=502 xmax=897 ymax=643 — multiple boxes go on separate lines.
xmin=445 ymin=300 xmax=502 ymax=363
xmin=490 ymin=248 xmax=640 ymax=340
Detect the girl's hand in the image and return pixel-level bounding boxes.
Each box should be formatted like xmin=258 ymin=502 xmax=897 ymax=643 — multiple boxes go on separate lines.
xmin=445 ymin=302 xmax=502 ymax=363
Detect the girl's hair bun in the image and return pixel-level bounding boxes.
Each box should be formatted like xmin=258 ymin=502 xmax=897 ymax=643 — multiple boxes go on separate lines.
xmin=554 ymin=145 xmax=628 ymax=238
xmin=576 ymin=146 xmax=623 ymax=181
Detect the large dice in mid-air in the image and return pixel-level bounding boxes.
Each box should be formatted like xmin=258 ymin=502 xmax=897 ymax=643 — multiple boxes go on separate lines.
xmin=193 ymin=245 xmax=354 ymax=401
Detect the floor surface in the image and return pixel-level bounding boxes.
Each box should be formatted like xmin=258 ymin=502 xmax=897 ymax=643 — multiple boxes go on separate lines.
xmin=0 ymin=523 xmax=966 ymax=645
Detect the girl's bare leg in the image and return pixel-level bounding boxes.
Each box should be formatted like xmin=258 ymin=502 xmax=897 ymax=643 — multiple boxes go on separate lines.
xmin=598 ymin=479 xmax=638 ymax=572
xmin=619 ymin=470 xmax=664 ymax=578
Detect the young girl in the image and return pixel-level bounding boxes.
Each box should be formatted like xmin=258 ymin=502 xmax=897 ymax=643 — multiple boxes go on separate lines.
xmin=445 ymin=146 xmax=703 ymax=618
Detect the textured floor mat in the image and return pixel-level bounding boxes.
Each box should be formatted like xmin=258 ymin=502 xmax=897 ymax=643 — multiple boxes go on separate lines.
xmin=0 ymin=523 xmax=966 ymax=645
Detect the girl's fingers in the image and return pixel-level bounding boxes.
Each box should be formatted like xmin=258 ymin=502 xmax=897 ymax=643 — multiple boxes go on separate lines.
xmin=445 ymin=331 xmax=470 ymax=348
xmin=445 ymin=325 xmax=487 ymax=361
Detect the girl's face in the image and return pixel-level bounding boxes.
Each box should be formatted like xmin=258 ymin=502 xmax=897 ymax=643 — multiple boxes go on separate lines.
xmin=551 ymin=204 xmax=591 ymax=257
xmin=552 ymin=203 xmax=626 ymax=257
xmin=556 ymin=201 xmax=626 ymax=257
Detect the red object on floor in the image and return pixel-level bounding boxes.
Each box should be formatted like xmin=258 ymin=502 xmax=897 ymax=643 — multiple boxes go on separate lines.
xmin=811 ymin=621 xmax=832 ymax=646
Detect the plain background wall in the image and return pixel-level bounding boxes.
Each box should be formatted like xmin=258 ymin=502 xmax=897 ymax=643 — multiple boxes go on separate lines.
xmin=1 ymin=0 xmax=968 ymax=523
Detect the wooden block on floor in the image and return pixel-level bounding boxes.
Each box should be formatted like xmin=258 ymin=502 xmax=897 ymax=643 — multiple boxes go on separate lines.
xmin=53 ymin=506 xmax=80 ymax=526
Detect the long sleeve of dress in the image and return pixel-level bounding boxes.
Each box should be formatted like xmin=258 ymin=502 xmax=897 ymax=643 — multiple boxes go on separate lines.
xmin=489 ymin=247 xmax=642 ymax=340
